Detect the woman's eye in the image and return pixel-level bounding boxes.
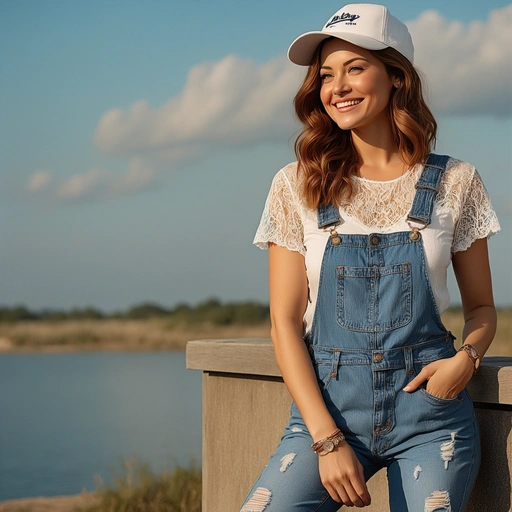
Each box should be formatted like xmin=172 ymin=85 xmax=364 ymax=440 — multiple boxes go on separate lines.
xmin=348 ymin=66 xmax=364 ymax=73
xmin=320 ymin=73 xmax=333 ymax=81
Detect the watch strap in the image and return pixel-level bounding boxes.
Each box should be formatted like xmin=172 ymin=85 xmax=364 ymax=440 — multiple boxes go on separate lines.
xmin=312 ymin=428 xmax=345 ymax=456
xmin=458 ymin=344 xmax=480 ymax=375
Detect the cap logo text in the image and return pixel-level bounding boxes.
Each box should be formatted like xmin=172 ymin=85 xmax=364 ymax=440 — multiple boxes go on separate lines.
xmin=326 ymin=12 xmax=360 ymax=28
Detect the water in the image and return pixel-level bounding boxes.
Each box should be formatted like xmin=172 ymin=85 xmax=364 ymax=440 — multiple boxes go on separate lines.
xmin=0 ymin=351 xmax=202 ymax=500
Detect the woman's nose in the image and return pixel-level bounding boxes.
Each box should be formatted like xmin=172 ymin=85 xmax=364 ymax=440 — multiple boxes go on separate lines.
xmin=333 ymin=77 xmax=350 ymax=95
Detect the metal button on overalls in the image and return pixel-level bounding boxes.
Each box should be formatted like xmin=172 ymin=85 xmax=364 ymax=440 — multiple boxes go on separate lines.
xmin=373 ymin=353 xmax=384 ymax=362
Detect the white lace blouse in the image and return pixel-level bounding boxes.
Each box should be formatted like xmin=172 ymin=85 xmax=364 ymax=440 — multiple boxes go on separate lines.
xmin=254 ymin=159 xmax=501 ymax=334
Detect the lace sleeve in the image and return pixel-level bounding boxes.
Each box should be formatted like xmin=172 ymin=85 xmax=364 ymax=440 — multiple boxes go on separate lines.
xmin=253 ymin=164 xmax=306 ymax=255
xmin=452 ymin=169 xmax=501 ymax=253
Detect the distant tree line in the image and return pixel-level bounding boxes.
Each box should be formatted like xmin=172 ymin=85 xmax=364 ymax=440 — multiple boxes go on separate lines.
xmin=0 ymin=298 xmax=270 ymax=326
xmin=1 ymin=301 xmax=507 ymax=325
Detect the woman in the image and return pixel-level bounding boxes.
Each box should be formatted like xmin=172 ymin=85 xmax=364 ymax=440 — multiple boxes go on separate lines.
xmin=241 ymin=4 xmax=500 ymax=511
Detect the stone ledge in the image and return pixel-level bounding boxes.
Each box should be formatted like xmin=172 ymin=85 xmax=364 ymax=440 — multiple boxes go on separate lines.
xmin=186 ymin=338 xmax=512 ymax=406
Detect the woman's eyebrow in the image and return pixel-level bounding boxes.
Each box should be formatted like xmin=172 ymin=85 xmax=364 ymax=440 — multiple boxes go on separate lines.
xmin=321 ymin=57 xmax=369 ymax=71
xmin=343 ymin=57 xmax=369 ymax=66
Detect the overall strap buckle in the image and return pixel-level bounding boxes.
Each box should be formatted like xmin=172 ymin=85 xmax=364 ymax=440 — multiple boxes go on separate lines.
xmin=318 ymin=203 xmax=341 ymax=229
xmin=407 ymin=153 xmax=451 ymax=228
xmin=318 ymin=204 xmax=342 ymax=245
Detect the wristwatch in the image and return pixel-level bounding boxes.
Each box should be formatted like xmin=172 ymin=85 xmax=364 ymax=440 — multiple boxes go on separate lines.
xmin=458 ymin=344 xmax=481 ymax=374
xmin=311 ymin=429 xmax=345 ymax=456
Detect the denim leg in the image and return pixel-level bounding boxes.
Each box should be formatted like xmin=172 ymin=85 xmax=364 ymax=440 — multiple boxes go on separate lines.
xmin=386 ymin=419 xmax=480 ymax=512
xmin=239 ymin=418 xmax=382 ymax=512
xmin=239 ymin=427 xmax=340 ymax=512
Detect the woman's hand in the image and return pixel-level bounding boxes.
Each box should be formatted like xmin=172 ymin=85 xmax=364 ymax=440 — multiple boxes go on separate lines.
xmin=404 ymin=238 xmax=497 ymax=400
xmin=318 ymin=442 xmax=371 ymax=507
xmin=402 ymin=352 xmax=474 ymax=399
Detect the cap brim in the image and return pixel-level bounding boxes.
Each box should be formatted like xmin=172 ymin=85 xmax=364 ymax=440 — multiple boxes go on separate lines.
xmin=288 ymin=31 xmax=388 ymax=66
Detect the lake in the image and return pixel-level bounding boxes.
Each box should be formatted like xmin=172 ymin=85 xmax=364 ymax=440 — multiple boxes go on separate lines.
xmin=0 ymin=351 xmax=202 ymax=501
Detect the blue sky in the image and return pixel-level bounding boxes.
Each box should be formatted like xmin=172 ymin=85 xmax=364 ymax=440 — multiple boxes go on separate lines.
xmin=1 ymin=0 xmax=511 ymax=311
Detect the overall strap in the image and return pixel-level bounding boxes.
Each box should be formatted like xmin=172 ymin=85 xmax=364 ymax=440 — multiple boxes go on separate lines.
xmin=317 ymin=203 xmax=341 ymax=229
xmin=407 ymin=153 xmax=451 ymax=227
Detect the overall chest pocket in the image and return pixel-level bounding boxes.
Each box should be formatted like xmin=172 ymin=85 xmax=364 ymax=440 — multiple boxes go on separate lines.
xmin=336 ymin=263 xmax=412 ymax=332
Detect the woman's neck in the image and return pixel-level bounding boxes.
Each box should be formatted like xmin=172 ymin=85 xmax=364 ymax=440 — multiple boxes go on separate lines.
xmin=350 ymin=123 xmax=407 ymax=181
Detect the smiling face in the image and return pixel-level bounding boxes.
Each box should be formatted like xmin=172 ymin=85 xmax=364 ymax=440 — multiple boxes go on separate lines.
xmin=319 ymin=38 xmax=395 ymax=133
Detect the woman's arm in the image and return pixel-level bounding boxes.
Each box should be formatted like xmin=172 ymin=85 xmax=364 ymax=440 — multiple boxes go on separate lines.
xmin=268 ymin=243 xmax=336 ymax=439
xmin=452 ymin=237 xmax=497 ymax=357
xmin=268 ymin=243 xmax=371 ymax=507
xmin=403 ymin=237 xmax=497 ymax=397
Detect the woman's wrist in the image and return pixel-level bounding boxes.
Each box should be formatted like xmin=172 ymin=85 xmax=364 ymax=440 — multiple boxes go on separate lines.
xmin=457 ymin=344 xmax=481 ymax=374
xmin=310 ymin=425 xmax=339 ymax=443
xmin=454 ymin=350 xmax=477 ymax=378
xmin=311 ymin=428 xmax=345 ymax=455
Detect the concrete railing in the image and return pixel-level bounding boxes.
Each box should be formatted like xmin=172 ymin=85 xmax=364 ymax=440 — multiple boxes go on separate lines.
xmin=186 ymin=339 xmax=512 ymax=512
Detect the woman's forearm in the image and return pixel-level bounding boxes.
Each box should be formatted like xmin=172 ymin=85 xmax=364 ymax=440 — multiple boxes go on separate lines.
xmin=267 ymin=244 xmax=338 ymax=442
xmin=460 ymin=305 xmax=497 ymax=358
xmin=271 ymin=320 xmax=338 ymax=442
xmin=452 ymin=238 xmax=498 ymax=364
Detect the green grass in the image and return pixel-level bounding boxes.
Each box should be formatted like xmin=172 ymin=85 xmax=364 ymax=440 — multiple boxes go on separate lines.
xmin=78 ymin=459 xmax=201 ymax=512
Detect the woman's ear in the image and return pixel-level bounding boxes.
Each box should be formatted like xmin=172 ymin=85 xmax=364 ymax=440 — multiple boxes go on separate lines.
xmin=389 ymin=70 xmax=403 ymax=89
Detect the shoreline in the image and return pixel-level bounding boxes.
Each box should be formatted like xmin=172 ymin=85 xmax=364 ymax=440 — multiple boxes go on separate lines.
xmin=0 ymin=319 xmax=272 ymax=354
xmin=0 ymin=493 xmax=98 ymax=512
xmin=0 ymin=342 xmax=188 ymax=354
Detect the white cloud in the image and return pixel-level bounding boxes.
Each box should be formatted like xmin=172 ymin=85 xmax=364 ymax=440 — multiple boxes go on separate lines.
xmin=94 ymin=5 xmax=511 ymax=162
xmin=93 ymin=54 xmax=303 ymax=157
xmin=26 ymin=171 xmax=53 ymax=193
xmin=56 ymin=168 xmax=110 ymax=199
xmin=26 ymin=157 xmax=157 ymax=203
xmin=408 ymin=5 xmax=512 ymax=116
xmin=26 ymin=5 xmax=512 ymax=204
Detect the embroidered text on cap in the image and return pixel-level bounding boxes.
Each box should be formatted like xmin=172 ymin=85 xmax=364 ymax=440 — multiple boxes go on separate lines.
xmin=326 ymin=13 xmax=361 ymax=27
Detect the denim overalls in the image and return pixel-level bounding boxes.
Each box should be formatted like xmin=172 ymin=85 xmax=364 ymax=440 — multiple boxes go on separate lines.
xmin=240 ymin=155 xmax=480 ymax=512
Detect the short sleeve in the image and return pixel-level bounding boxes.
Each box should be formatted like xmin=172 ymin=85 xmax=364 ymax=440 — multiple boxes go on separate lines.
xmin=452 ymin=170 xmax=501 ymax=253
xmin=253 ymin=164 xmax=306 ymax=255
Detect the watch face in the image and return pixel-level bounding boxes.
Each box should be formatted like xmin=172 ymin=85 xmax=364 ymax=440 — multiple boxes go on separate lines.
xmin=466 ymin=345 xmax=479 ymax=360
xmin=323 ymin=440 xmax=334 ymax=453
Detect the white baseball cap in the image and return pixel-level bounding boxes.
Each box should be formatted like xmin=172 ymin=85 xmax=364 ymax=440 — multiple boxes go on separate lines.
xmin=288 ymin=3 xmax=414 ymax=65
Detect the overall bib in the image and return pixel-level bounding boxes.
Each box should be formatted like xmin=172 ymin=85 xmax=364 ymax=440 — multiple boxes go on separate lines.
xmin=241 ymin=155 xmax=480 ymax=512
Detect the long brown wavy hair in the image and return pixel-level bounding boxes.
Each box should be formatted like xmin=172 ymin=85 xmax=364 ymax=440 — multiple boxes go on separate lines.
xmin=294 ymin=42 xmax=437 ymax=209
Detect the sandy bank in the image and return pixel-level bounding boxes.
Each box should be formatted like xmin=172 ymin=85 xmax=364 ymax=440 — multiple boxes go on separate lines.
xmin=0 ymin=320 xmax=271 ymax=354
xmin=0 ymin=493 xmax=97 ymax=512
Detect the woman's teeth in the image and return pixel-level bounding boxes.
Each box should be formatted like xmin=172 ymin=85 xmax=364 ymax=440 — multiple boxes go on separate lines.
xmin=335 ymin=99 xmax=362 ymax=108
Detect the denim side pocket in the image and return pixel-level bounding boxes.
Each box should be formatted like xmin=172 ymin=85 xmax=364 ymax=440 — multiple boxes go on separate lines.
xmin=419 ymin=387 xmax=464 ymax=405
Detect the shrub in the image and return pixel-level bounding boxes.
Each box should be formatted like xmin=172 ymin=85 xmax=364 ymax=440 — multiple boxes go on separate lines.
xmin=81 ymin=459 xmax=201 ymax=512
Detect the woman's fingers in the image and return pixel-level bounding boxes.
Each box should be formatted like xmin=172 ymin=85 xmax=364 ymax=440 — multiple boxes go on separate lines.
xmin=324 ymin=483 xmax=343 ymax=504
xmin=324 ymin=470 xmax=371 ymax=507
xmin=354 ymin=465 xmax=372 ymax=505
xmin=326 ymin=483 xmax=356 ymax=507
xmin=403 ymin=356 xmax=474 ymax=397
xmin=344 ymin=482 xmax=363 ymax=507
xmin=319 ymin=443 xmax=371 ymax=507
xmin=335 ymin=479 xmax=369 ymax=507
xmin=403 ymin=364 xmax=433 ymax=392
